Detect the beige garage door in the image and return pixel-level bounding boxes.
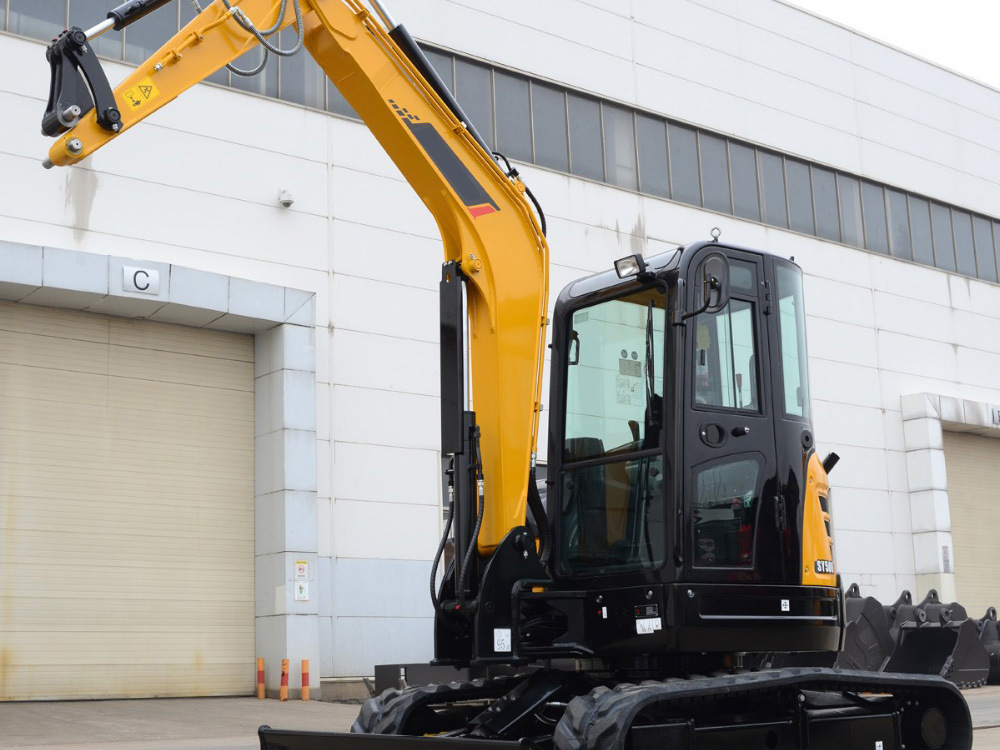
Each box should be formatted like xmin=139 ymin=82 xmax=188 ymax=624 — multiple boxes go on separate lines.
xmin=0 ymin=302 xmax=255 ymax=700
xmin=944 ymin=430 xmax=1000 ymax=619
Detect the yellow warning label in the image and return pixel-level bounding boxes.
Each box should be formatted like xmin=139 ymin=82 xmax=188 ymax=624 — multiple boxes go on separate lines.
xmin=122 ymin=76 xmax=161 ymax=111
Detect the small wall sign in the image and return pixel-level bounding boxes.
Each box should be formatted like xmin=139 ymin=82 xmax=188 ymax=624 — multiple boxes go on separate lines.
xmin=122 ymin=266 xmax=160 ymax=295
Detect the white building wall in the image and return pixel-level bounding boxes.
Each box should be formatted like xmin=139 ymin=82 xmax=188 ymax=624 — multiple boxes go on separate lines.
xmin=2 ymin=0 xmax=1000 ymax=681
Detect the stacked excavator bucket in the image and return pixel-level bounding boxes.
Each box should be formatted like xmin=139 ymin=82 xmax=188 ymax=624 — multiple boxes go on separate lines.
xmin=833 ymin=585 xmax=994 ymax=688
xmin=976 ymin=607 xmax=1000 ymax=683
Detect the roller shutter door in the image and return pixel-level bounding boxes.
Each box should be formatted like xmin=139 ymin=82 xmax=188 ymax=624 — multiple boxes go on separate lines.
xmin=943 ymin=431 xmax=1000 ymax=619
xmin=0 ymin=302 xmax=254 ymax=700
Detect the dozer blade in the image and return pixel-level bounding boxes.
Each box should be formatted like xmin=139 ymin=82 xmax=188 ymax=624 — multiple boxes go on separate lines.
xmin=258 ymin=728 xmax=525 ymax=750
xmin=885 ymin=620 xmax=990 ymax=688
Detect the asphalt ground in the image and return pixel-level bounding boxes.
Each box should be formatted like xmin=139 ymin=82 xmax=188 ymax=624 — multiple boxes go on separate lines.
xmin=1 ymin=686 xmax=999 ymax=749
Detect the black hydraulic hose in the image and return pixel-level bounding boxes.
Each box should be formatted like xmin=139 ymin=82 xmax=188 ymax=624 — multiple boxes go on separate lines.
xmin=527 ymin=466 xmax=551 ymax=567
xmin=523 ymin=183 xmax=547 ymax=237
xmin=429 ymin=495 xmax=454 ymax=611
xmin=457 ymin=427 xmax=484 ymax=607
xmin=492 ymin=151 xmax=547 ymax=237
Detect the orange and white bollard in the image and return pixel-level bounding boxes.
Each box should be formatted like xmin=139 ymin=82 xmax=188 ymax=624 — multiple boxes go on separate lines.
xmin=280 ymin=659 xmax=289 ymax=701
xmin=257 ymin=658 xmax=265 ymax=699
xmin=301 ymin=659 xmax=310 ymax=701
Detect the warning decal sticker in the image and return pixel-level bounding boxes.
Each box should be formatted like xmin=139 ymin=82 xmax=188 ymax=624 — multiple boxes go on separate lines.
xmin=122 ymin=76 xmax=161 ymax=111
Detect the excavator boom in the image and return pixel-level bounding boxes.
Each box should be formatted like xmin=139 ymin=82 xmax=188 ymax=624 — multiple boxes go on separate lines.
xmin=42 ymin=0 xmax=548 ymax=556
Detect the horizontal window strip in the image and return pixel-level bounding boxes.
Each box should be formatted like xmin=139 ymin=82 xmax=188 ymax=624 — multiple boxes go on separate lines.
xmin=7 ymin=4 xmax=999 ymax=284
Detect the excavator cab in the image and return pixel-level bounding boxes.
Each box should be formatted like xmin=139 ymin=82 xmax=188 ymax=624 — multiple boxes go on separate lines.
xmin=433 ymin=241 xmax=842 ymax=671
xmin=543 ymin=242 xmax=841 ymax=662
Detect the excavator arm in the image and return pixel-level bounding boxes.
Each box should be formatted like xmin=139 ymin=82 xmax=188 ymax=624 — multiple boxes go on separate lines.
xmin=42 ymin=0 xmax=549 ymax=556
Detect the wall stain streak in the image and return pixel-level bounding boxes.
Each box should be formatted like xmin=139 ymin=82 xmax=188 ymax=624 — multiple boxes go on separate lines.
xmin=65 ymin=167 xmax=98 ymax=242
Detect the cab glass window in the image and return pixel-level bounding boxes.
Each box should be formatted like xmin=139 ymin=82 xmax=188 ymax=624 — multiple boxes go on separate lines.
xmin=693 ymin=456 xmax=761 ymax=567
xmin=560 ymin=288 xmax=667 ymax=576
xmin=775 ymin=263 xmax=811 ymax=419
xmin=692 ymin=260 xmax=757 ymax=414
xmin=564 ymin=288 xmax=666 ymax=460
xmin=560 ymin=455 xmax=666 ymax=576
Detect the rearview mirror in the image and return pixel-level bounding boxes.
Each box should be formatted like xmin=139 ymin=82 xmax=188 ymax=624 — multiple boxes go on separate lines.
xmin=700 ymin=253 xmax=729 ymax=314
xmin=675 ymin=252 xmax=731 ymax=325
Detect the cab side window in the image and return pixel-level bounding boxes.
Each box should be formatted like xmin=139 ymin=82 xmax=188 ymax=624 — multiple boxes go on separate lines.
xmin=693 ymin=300 xmax=759 ymax=410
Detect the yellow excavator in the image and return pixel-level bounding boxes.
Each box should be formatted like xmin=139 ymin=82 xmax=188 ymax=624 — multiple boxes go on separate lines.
xmin=39 ymin=1 xmax=972 ymax=748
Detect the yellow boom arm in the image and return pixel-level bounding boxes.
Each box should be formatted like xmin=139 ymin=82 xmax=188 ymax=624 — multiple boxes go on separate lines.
xmin=45 ymin=0 xmax=549 ymax=554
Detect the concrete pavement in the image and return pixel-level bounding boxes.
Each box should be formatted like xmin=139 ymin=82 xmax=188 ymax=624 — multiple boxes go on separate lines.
xmin=0 ymin=697 xmax=359 ymax=750
xmin=2 ymin=686 xmax=1000 ymax=750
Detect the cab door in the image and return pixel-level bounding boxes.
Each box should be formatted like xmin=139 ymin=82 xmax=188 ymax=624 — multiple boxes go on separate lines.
xmin=681 ymin=247 xmax=782 ymax=582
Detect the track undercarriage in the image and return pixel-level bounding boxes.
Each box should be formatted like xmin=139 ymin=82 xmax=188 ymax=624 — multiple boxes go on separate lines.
xmin=259 ymin=667 xmax=972 ymax=750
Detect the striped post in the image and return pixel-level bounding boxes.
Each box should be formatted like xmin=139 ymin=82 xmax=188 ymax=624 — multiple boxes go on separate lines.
xmin=301 ymin=659 xmax=310 ymax=701
xmin=280 ymin=659 xmax=289 ymax=701
xmin=256 ymin=657 xmax=265 ymax=699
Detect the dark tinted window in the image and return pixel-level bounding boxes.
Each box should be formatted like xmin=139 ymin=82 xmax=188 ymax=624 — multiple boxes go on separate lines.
xmin=124 ymin=0 xmax=178 ymax=63
xmin=909 ymin=196 xmax=934 ymax=266
xmin=953 ymin=211 xmax=977 ymax=277
xmin=423 ymin=50 xmax=454 ymax=92
xmin=531 ymin=83 xmax=568 ymax=171
xmin=603 ymin=105 xmax=637 ymax=189
xmin=636 ymin=115 xmax=669 ymax=198
xmin=886 ymin=189 xmax=912 ymax=261
xmin=327 ymin=79 xmax=358 ymax=118
xmin=838 ymin=176 xmax=864 ymax=247
xmin=279 ymin=28 xmax=325 ymax=108
xmin=495 ymin=71 xmax=532 ymax=162
xmin=861 ymin=182 xmax=889 ymax=254
xmin=786 ymin=160 xmax=814 ymax=234
xmin=694 ymin=457 xmax=761 ymax=568
xmin=994 ymin=222 xmax=1000 ymax=283
xmin=973 ymin=217 xmax=997 ymax=283
xmin=568 ymin=94 xmax=604 ymax=181
xmin=730 ymin=144 xmax=760 ymax=221
xmin=700 ymin=134 xmax=731 ymax=213
xmin=812 ymin=167 xmax=839 ymax=242
xmin=8 ymin=1 xmax=63 ymax=39
xmin=930 ymin=203 xmax=956 ymax=271
xmin=760 ymin=152 xmax=788 ymax=228
xmin=668 ymin=124 xmax=700 ymax=205
xmin=455 ymin=60 xmax=494 ymax=148
xmin=230 ymin=47 xmax=278 ymax=98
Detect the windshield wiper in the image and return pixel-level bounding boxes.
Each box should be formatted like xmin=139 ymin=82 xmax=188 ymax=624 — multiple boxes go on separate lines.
xmin=645 ymin=301 xmax=661 ymax=437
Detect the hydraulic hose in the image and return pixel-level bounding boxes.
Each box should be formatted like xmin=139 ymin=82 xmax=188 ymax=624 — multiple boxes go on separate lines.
xmin=457 ymin=427 xmax=484 ymax=607
xmin=429 ymin=460 xmax=456 ymax=611
xmin=527 ymin=466 xmax=551 ymax=567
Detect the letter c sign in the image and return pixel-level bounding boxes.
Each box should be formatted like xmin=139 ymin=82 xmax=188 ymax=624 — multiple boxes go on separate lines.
xmin=122 ymin=266 xmax=161 ymax=295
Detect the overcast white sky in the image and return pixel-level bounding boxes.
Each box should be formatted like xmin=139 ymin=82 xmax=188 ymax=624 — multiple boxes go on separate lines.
xmin=784 ymin=0 xmax=1000 ymax=90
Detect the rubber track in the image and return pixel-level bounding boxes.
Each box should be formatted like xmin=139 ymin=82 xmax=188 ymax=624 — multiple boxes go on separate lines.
xmin=352 ymin=676 xmax=521 ymax=735
xmin=553 ymin=668 xmax=973 ymax=750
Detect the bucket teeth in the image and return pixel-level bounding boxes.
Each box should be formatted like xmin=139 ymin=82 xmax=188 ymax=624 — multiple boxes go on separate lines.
xmin=787 ymin=586 xmax=996 ymax=688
